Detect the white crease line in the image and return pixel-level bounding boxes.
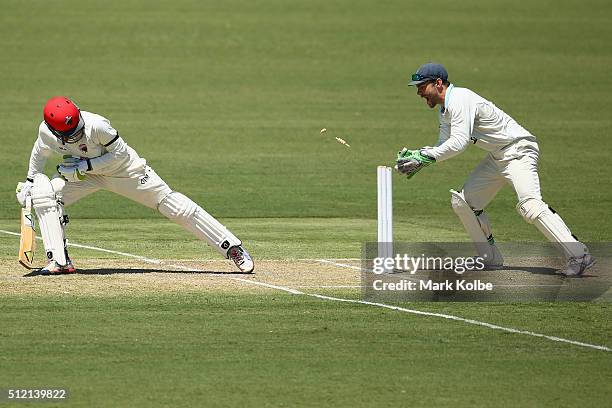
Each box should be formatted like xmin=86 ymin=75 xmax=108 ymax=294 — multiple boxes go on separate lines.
xmin=1 ymin=230 xmax=163 ymax=264
xmin=294 ymin=285 xmax=364 ymax=288
xmin=312 ymin=259 xmax=582 ymax=287
xmin=315 ymin=259 xmax=425 ymax=283
xmin=298 ymin=258 xmax=360 ymax=261
xmin=1 ymin=230 xmax=24 ymax=238
xmin=305 ymin=293 xmax=612 ymax=352
xmin=0 ymin=233 xmax=356 ymax=264
xmin=494 ymin=284 xmax=565 ymax=287
xmin=316 ymin=259 xmax=362 ymax=270
xmin=1 ymin=229 xmax=609 ymax=352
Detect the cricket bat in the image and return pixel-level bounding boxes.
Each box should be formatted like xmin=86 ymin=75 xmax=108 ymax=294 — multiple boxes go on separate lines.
xmin=19 ymin=196 xmax=36 ymax=269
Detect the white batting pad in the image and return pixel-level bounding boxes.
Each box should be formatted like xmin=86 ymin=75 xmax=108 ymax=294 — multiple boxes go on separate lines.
xmin=450 ymin=189 xmax=503 ymax=266
xmin=31 ymin=174 xmax=67 ymax=266
xmin=158 ymin=192 xmax=241 ymax=257
xmin=517 ymin=198 xmax=587 ymax=258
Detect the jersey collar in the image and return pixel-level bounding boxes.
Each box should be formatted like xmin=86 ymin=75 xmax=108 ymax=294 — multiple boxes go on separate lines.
xmin=441 ymin=83 xmax=454 ymax=114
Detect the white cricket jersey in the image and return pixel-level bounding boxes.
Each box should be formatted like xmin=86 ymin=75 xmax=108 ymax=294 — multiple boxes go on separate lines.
xmin=423 ymin=84 xmax=537 ymax=162
xmin=27 ymin=111 xmax=146 ymax=179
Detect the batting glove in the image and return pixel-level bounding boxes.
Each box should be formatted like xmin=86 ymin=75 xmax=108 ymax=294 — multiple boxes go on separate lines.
xmin=57 ymin=156 xmax=91 ymax=182
xmin=16 ymin=180 xmax=33 ymax=207
xmin=395 ymin=148 xmax=435 ymax=179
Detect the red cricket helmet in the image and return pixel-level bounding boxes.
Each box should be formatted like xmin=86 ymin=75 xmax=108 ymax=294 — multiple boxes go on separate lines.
xmin=43 ymin=96 xmax=85 ymax=143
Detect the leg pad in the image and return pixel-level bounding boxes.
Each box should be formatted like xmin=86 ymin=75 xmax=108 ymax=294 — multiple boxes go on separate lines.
xmin=517 ymin=198 xmax=587 ymax=258
xmin=31 ymin=174 xmax=67 ymax=266
xmin=451 ymin=189 xmax=503 ymax=266
xmin=158 ymin=192 xmax=241 ymax=257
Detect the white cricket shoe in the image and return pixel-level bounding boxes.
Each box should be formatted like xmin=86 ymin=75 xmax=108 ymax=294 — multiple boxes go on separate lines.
xmin=561 ymin=254 xmax=595 ymax=276
xmin=40 ymin=259 xmax=77 ymax=274
xmin=228 ymin=246 xmax=254 ymax=273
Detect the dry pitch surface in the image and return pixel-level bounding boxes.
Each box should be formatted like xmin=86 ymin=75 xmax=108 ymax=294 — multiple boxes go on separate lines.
xmin=2 ymin=257 xmax=610 ymax=302
xmin=0 ymin=259 xmax=361 ymax=296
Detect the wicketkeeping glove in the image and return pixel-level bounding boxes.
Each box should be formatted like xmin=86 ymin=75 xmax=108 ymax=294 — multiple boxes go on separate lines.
xmin=16 ymin=180 xmax=33 ymax=207
xmin=395 ymin=148 xmax=435 ymax=179
xmin=57 ymin=155 xmax=91 ymax=182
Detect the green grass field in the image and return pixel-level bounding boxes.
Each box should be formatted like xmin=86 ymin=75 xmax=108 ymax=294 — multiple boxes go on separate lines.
xmin=1 ymin=0 xmax=611 ymax=406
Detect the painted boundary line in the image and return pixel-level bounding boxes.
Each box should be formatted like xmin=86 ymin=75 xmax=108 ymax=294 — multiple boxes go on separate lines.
xmin=1 ymin=229 xmax=610 ymax=352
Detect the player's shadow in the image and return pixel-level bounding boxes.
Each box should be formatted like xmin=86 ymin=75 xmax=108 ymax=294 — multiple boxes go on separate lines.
xmin=23 ymin=268 xmax=249 ymax=277
xmin=498 ymin=265 xmax=560 ymax=276
xmin=391 ymin=265 xmax=561 ymax=276
xmin=501 ymin=265 xmax=600 ymax=278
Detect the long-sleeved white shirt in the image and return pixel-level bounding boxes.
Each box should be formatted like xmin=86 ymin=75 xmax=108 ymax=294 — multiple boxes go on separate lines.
xmin=27 ymin=111 xmax=146 ymax=179
xmin=422 ymin=84 xmax=536 ymax=162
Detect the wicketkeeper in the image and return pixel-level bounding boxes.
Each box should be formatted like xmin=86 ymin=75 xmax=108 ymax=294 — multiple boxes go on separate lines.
xmin=15 ymin=96 xmax=254 ymax=274
xmin=397 ymin=63 xmax=593 ymax=276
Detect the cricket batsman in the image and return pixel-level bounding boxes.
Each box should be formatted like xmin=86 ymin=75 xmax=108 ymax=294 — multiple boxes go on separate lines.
xmin=15 ymin=96 xmax=254 ymax=274
xmin=396 ymin=63 xmax=593 ymax=276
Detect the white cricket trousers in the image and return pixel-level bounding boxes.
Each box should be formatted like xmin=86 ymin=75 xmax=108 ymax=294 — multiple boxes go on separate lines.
xmin=462 ymin=140 xmax=541 ymax=210
xmin=54 ymin=165 xmax=172 ymax=209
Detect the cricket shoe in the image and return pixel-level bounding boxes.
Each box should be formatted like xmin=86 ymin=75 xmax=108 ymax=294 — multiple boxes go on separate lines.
xmin=228 ymin=246 xmax=254 ymax=273
xmin=561 ymin=254 xmax=595 ymax=277
xmin=480 ymin=244 xmax=504 ymax=270
xmin=480 ymin=253 xmax=504 ymax=270
xmin=40 ymin=259 xmax=77 ymax=274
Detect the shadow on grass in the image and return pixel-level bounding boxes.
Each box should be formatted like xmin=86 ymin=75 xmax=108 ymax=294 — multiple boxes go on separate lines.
xmin=503 ymin=265 xmax=603 ymax=278
xmin=23 ymin=268 xmax=252 ymax=277
xmin=501 ymin=265 xmax=560 ymax=276
xmin=390 ymin=265 xmax=562 ymax=276
xmin=389 ymin=265 xmax=603 ymax=281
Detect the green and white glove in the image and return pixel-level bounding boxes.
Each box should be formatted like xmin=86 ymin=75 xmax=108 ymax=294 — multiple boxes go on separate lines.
xmin=57 ymin=155 xmax=91 ymax=182
xmin=395 ymin=148 xmax=435 ymax=179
